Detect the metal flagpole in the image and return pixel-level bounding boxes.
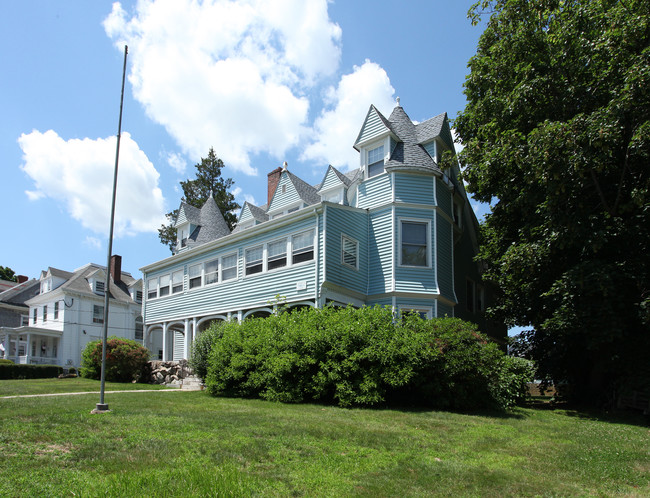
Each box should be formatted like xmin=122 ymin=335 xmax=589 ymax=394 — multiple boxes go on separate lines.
xmin=95 ymin=45 xmax=128 ymax=413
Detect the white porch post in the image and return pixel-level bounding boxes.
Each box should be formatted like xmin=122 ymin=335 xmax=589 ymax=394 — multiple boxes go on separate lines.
xmin=162 ymin=322 xmax=168 ymax=361
xmin=26 ymin=333 xmax=32 ymax=364
xmin=183 ymin=319 xmax=191 ymax=360
xmin=192 ymin=317 xmax=197 ymax=342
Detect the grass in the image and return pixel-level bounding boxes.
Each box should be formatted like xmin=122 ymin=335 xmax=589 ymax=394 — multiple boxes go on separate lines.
xmin=0 ymin=380 xmax=648 ymax=497
xmin=0 ymin=377 xmax=170 ymax=397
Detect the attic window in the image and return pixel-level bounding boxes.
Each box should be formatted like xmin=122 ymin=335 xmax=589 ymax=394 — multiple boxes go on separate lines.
xmin=95 ymin=281 xmax=105 ymax=294
xmin=367 ymin=145 xmax=385 ymax=177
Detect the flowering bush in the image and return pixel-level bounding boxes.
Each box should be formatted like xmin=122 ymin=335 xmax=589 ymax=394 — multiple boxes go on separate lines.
xmin=81 ymin=336 xmax=150 ymax=382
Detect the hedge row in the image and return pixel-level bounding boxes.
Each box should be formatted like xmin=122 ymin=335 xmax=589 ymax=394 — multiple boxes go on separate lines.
xmin=0 ymin=364 xmax=63 ymax=380
xmin=202 ymin=306 xmax=533 ymax=410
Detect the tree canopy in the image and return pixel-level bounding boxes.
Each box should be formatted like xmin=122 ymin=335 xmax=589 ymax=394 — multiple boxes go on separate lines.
xmin=0 ymin=266 xmax=17 ymax=282
xmin=456 ymin=0 xmax=650 ymax=403
xmin=158 ymin=148 xmax=240 ymax=252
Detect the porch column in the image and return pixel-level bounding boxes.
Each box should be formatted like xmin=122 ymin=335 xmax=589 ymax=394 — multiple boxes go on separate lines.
xmin=26 ymin=333 xmax=32 ymax=364
xmin=162 ymin=322 xmax=168 ymax=361
xmin=2 ymin=333 xmax=9 ymax=359
xmin=192 ymin=318 xmax=197 ymax=343
xmin=184 ymin=319 xmax=191 ymax=360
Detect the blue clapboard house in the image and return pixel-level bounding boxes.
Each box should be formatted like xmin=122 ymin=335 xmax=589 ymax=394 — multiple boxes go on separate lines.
xmin=140 ymin=102 xmax=505 ymax=361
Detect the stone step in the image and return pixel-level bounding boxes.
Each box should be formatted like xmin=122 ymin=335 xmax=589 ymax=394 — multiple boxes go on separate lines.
xmin=181 ymin=375 xmax=204 ymax=391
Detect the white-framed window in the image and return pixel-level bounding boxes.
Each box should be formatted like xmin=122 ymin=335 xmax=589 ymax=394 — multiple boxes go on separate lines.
xmin=321 ymin=189 xmax=343 ymax=204
xmin=135 ymin=291 xmax=143 ymax=303
xmin=399 ymin=219 xmax=430 ymax=267
xmin=54 ymin=301 xmax=59 ymax=319
xmin=135 ymin=317 xmax=143 ymax=341
xmin=400 ymin=306 xmax=432 ymax=320
xmin=245 ymin=245 xmax=264 ymax=275
xmin=172 ymin=270 xmax=184 ymax=294
xmin=267 ymin=238 xmax=288 ymax=271
xmin=189 ymin=263 xmax=202 ymax=289
xmin=43 ymin=305 xmax=47 ymax=322
xmin=33 ymin=308 xmax=37 ymax=324
xmin=93 ymin=305 xmax=104 ymax=324
xmin=269 ymin=203 xmax=303 ymax=220
xmin=341 ymin=235 xmax=359 ymax=270
xmin=21 ymin=315 xmax=29 ymax=326
xmin=95 ymin=280 xmax=105 ymax=294
xmin=159 ymin=274 xmax=171 ymax=297
xmin=41 ymin=279 xmax=52 ymax=294
xmin=204 ymin=259 xmax=219 ymax=285
xmin=222 ymin=253 xmax=238 ymax=281
xmin=367 ymin=144 xmax=385 ymax=178
xmin=147 ymin=278 xmax=158 ymax=299
xmin=292 ymin=230 xmax=314 ymax=265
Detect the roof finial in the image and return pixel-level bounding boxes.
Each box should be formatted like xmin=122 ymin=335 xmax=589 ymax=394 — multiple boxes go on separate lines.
xmin=282 ymin=161 xmax=288 ymax=171
xmin=396 ymin=96 xmax=401 ymax=107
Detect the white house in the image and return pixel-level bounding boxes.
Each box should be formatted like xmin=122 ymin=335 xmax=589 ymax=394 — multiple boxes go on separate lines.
xmin=0 ymin=255 xmax=143 ymax=368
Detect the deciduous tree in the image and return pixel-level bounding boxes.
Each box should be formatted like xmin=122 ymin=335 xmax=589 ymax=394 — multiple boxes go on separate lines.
xmin=456 ymin=0 xmax=650 ymax=403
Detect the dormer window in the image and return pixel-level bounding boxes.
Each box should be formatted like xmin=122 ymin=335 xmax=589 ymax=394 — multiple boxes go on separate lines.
xmin=367 ymin=144 xmax=385 ymax=178
xmin=321 ymin=188 xmax=343 ymax=204
xmin=41 ymin=279 xmax=52 ymax=294
xmin=95 ymin=281 xmax=105 ymax=294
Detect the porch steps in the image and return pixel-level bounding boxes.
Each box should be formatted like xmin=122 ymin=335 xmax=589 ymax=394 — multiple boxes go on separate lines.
xmin=181 ymin=375 xmax=204 ymax=391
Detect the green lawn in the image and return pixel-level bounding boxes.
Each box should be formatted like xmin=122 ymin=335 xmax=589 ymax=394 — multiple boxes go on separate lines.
xmin=0 ymin=377 xmax=171 ymax=396
xmin=0 ymin=380 xmax=648 ymax=497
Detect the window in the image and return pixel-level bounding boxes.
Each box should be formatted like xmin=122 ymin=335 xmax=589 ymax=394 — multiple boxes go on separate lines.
xmin=401 ymin=307 xmax=432 ymax=320
xmin=33 ymin=308 xmax=37 ymax=324
xmin=477 ymin=284 xmax=485 ymax=312
xmin=341 ymin=235 xmax=358 ymax=269
xmin=135 ymin=291 xmax=143 ymax=303
xmin=93 ymin=305 xmax=104 ymax=324
xmin=205 ymin=259 xmax=219 ymax=285
xmin=400 ymin=220 xmax=429 ymax=267
xmin=147 ymin=278 xmax=158 ymax=299
xmin=189 ymin=264 xmax=202 ymax=289
xmin=267 ymin=239 xmax=287 ymax=271
xmin=172 ymin=270 xmax=184 ymax=294
xmin=367 ymin=144 xmax=385 ymax=177
xmin=135 ymin=317 xmax=143 ymax=341
xmin=292 ymin=230 xmax=314 ymax=264
xmin=54 ymin=301 xmax=59 ymax=320
xmin=159 ymin=274 xmax=171 ymax=297
xmin=43 ymin=305 xmax=47 ymax=322
xmin=466 ymin=279 xmax=475 ymax=312
xmin=322 ymin=189 xmax=343 ymax=204
xmin=21 ymin=315 xmax=29 ymax=326
xmin=222 ymin=253 xmax=237 ymax=281
xmin=41 ymin=279 xmax=51 ymax=294
xmin=245 ymin=245 xmax=264 ymax=275
xmin=95 ymin=280 xmax=105 ymax=294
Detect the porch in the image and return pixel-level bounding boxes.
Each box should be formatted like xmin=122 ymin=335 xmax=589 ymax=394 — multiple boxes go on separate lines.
xmin=0 ymin=326 xmax=63 ymax=366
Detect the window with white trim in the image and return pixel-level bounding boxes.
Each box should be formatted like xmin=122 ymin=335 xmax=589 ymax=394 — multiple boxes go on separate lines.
xmin=292 ymin=230 xmax=314 ymax=264
xmin=93 ymin=305 xmax=104 ymax=324
xmin=159 ymin=274 xmax=171 ymax=297
xmin=267 ymin=238 xmax=288 ymax=271
xmin=400 ymin=220 xmax=429 ymax=267
xmin=205 ymin=259 xmax=219 ymax=285
xmin=222 ymin=253 xmax=237 ymax=281
xmin=54 ymin=301 xmax=59 ymax=319
xmin=147 ymin=278 xmax=158 ymax=299
xmin=33 ymin=308 xmax=37 ymax=324
xmin=172 ymin=270 xmax=184 ymax=294
xmin=43 ymin=305 xmax=47 ymax=322
xmin=189 ymin=263 xmax=202 ymax=289
xmin=367 ymin=144 xmax=385 ymax=177
xmin=341 ymin=235 xmax=358 ymax=269
xmin=95 ymin=280 xmax=105 ymax=294
xmin=245 ymin=245 xmax=264 ymax=275
xmin=321 ymin=189 xmax=343 ymax=204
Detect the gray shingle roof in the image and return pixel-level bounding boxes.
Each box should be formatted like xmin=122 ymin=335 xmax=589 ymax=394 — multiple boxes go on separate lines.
xmin=177 ymin=202 xmax=201 ymax=226
xmin=0 ymin=279 xmax=40 ymax=306
xmin=415 ymin=112 xmax=446 ymax=144
xmin=286 ymin=171 xmax=321 ymax=205
xmin=232 ymin=201 xmax=269 ymax=234
xmin=384 ymin=105 xmax=441 ymax=173
xmin=185 ymin=196 xmax=231 ymax=248
xmin=318 ymin=165 xmax=353 ymax=190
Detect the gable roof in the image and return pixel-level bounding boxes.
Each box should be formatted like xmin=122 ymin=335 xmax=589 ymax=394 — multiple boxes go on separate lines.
xmin=318 ymin=165 xmax=353 ymax=191
xmin=0 ymin=279 xmax=40 ymax=307
xmin=232 ymin=201 xmax=269 ymax=233
xmin=383 ymin=105 xmax=442 ymax=173
xmin=285 ymin=170 xmax=321 ymax=206
xmin=175 ymin=196 xmax=231 ymax=250
xmin=353 ymin=105 xmax=398 ymax=150
xmin=176 ymin=202 xmax=201 ymax=227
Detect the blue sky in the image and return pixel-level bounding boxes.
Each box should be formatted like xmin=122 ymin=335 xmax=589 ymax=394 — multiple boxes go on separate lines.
xmin=2 ymin=0 xmax=507 ymax=319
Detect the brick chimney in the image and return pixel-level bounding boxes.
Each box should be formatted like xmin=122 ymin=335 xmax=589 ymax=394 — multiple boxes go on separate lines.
xmin=267 ymin=166 xmax=283 ymax=206
xmin=110 ymin=255 xmax=122 ymax=284
xmin=16 ymin=275 xmax=28 ymax=284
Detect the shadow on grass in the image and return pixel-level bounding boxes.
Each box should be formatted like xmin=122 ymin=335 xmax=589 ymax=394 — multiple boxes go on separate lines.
xmin=524 ymin=397 xmax=650 ymax=427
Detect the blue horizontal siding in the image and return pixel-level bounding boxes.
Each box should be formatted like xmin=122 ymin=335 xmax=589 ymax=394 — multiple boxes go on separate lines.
xmin=367 ymin=208 xmax=393 ymax=295
xmin=356 ymin=107 xmax=388 ymax=145
xmin=436 ymin=176 xmax=452 ymax=217
xmin=268 ymin=173 xmax=301 ymax=212
xmin=358 ymin=174 xmax=392 ymax=210
xmin=324 ymin=206 xmax=367 ymax=294
xmin=394 ymin=207 xmax=437 ymax=293
xmin=436 ymin=213 xmax=454 ymax=301
xmin=394 ymin=173 xmax=435 ymax=206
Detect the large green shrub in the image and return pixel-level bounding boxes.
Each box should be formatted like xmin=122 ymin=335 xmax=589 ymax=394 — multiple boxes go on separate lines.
xmin=81 ymin=336 xmax=150 ymax=382
xmin=204 ymin=306 xmax=532 ymax=410
xmin=189 ymin=324 xmax=224 ymax=380
xmin=0 ymin=364 xmax=62 ymax=379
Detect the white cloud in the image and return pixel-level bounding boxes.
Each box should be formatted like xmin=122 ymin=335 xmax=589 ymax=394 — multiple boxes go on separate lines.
xmin=18 ymin=130 xmax=166 ymax=237
xmin=301 ymin=60 xmax=396 ymax=171
xmin=165 ymin=151 xmax=187 ymax=174
xmin=84 ymin=236 xmax=103 ymax=250
xmin=104 ymin=0 xmax=342 ymax=175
